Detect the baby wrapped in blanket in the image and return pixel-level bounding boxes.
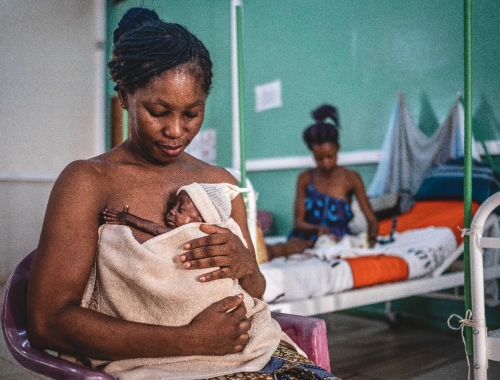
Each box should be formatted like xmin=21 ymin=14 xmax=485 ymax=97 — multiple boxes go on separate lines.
xmin=69 ymin=182 xmax=301 ymax=380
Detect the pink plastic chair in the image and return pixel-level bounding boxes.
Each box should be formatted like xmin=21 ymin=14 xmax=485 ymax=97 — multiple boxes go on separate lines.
xmin=2 ymin=250 xmax=331 ymax=379
xmin=271 ymin=311 xmax=331 ymax=371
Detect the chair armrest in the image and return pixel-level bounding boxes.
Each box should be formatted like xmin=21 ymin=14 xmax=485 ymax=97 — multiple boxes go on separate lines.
xmin=2 ymin=250 xmax=115 ymax=380
xmin=271 ymin=311 xmax=331 ymax=371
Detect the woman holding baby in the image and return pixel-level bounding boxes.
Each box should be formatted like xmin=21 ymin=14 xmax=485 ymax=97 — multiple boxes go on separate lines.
xmin=26 ymin=6 xmax=337 ymax=380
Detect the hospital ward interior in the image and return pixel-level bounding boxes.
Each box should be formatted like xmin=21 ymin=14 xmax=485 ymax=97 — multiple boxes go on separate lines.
xmin=3 ymin=1 xmax=500 ymax=379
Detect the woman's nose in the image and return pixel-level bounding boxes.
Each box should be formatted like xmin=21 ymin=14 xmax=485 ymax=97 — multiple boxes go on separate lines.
xmin=162 ymin=117 xmax=184 ymax=139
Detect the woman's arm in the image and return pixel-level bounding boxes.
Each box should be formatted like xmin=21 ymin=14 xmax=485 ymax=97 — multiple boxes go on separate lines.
xmin=27 ymin=161 xmax=250 ymax=359
xmin=350 ymin=171 xmax=379 ymax=247
xmin=179 ymin=169 xmax=266 ymax=299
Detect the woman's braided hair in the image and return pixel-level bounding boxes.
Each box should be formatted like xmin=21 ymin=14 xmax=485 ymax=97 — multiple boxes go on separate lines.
xmin=303 ymin=104 xmax=340 ymax=150
xmin=108 ymin=7 xmax=213 ymax=95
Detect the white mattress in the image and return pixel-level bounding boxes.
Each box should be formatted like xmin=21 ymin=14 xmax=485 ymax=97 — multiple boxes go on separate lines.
xmin=260 ymin=227 xmax=456 ymax=304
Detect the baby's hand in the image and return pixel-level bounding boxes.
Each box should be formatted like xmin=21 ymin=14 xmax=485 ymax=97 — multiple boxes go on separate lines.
xmin=102 ymin=206 xmax=129 ymax=225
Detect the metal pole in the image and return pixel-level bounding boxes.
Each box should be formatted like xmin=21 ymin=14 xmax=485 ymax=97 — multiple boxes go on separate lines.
xmin=230 ymin=0 xmax=241 ymax=172
xmin=463 ymin=0 xmax=473 ymax=356
xmin=235 ymin=3 xmax=247 ymax=188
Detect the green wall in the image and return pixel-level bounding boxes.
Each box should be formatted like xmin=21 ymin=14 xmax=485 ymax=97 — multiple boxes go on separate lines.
xmin=240 ymin=0 xmax=500 ymax=236
xmin=106 ymin=0 xmax=500 ymax=330
xmin=104 ymin=0 xmax=500 ymax=227
xmin=106 ymin=2 xmax=500 ymax=236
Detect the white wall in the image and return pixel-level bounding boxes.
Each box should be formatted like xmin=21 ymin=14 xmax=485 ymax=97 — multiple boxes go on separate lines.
xmin=0 ymin=0 xmax=105 ymax=282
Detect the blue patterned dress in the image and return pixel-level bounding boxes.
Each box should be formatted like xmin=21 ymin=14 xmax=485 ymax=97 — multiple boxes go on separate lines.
xmin=289 ymin=171 xmax=353 ymax=242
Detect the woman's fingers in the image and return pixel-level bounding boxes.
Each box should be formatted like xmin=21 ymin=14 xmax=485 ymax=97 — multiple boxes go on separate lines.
xmin=236 ymin=331 xmax=250 ymax=348
xmin=199 ymin=223 xmax=227 ymax=235
xmin=179 ymin=224 xmax=256 ymax=283
xmin=198 ymin=267 xmax=231 ymax=282
xmin=180 ymin=229 xmax=236 ymax=264
xmin=217 ymin=294 xmax=245 ymax=313
xmin=181 ymin=244 xmax=226 ymax=262
xmin=182 ymin=224 xmax=230 ymax=250
xmin=190 ymin=295 xmax=250 ymax=355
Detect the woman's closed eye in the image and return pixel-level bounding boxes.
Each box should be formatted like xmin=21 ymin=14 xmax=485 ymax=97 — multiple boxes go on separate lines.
xmin=149 ymin=109 xmax=170 ymax=117
xmin=183 ymin=111 xmax=199 ymax=119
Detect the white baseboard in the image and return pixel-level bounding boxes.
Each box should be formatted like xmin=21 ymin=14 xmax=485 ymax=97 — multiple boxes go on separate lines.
xmin=246 ymin=150 xmax=381 ymax=172
xmin=0 ymin=173 xmax=57 ymax=182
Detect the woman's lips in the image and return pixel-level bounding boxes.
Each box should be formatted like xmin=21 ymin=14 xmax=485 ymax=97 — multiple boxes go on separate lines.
xmin=158 ymin=144 xmax=185 ymax=157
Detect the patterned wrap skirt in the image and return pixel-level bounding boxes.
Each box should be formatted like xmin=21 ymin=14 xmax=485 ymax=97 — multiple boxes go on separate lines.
xmin=207 ymin=344 xmax=339 ymax=380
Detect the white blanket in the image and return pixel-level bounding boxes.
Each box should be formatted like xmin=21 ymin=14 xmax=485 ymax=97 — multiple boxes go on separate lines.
xmin=65 ymin=222 xmax=301 ymax=380
xmin=261 ymin=226 xmax=456 ymax=304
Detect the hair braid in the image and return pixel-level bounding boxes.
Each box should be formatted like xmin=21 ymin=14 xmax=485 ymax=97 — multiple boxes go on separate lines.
xmin=108 ymin=7 xmax=213 ymax=94
xmin=303 ymin=104 xmax=341 ymax=150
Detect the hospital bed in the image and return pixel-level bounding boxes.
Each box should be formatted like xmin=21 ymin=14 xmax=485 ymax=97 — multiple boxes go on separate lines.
xmin=247 ymin=93 xmax=500 ymax=324
xmin=258 ymin=198 xmax=500 ymax=325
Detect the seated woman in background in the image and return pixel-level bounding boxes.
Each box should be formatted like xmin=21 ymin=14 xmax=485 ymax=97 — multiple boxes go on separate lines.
xmin=267 ymin=104 xmax=379 ymax=259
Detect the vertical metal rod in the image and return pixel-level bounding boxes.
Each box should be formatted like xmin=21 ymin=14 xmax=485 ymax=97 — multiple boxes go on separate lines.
xmin=235 ymin=4 xmax=247 ymax=188
xmin=94 ymin=0 xmax=106 ymax=154
xmin=469 ymin=192 xmax=500 ymax=379
xmin=463 ymin=0 xmax=473 ymax=356
xmin=230 ymin=0 xmax=241 ymax=173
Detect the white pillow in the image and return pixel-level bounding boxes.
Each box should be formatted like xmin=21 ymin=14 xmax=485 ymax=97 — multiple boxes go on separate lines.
xmin=348 ymin=200 xmax=368 ymax=234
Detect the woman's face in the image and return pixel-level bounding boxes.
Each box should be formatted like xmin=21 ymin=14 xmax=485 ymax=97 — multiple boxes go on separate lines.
xmin=312 ymin=142 xmax=339 ymax=172
xmin=123 ymin=64 xmax=207 ymax=164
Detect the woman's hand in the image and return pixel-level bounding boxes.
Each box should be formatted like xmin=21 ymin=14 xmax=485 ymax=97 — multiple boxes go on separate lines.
xmin=179 ymin=224 xmax=258 ymax=283
xmin=187 ymin=294 xmax=250 ymax=355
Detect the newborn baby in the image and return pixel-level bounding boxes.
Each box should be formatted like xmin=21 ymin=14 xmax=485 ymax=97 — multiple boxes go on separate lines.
xmin=102 ymin=182 xmax=248 ymax=234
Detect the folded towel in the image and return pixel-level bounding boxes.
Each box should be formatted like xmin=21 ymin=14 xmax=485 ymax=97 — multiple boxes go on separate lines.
xmin=67 ymin=221 xmax=295 ymax=379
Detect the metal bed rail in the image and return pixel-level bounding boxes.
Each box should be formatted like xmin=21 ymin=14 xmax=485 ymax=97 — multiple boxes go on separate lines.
xmin=469 ymin=191 xmax=500 ymax=380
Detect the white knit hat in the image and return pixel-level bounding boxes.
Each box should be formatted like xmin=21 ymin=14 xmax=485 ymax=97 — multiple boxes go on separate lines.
xmin=177 ymin=183 xmax=249 ymax=224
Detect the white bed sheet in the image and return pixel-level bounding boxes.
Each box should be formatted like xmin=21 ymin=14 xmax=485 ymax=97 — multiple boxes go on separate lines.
xmin=261 ymin=226 xmax=456 ymax=304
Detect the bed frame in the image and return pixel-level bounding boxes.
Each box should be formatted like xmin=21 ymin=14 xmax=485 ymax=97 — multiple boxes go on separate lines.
xmin=470 ymin=192 xmax=500 ymax=379
xmin=264 ymin=222 xmax=500 ymax=321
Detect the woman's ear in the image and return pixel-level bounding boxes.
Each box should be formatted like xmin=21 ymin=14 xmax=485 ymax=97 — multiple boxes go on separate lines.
xmin=117 ymin=89 xmax=128 ymax=109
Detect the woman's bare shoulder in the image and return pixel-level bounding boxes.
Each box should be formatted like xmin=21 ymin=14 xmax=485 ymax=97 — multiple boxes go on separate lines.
xmin=297 ymin=169 xmax=310 ymax=183
xmin=340 ymin=167 xmax=367 ymax=193
xmin=49 ymin=153 xmax=126 ymax=207
xmin=56 ymin=155 xmax=113 ymax=185
xmin=183 ymin=155 xmax=239 ymax=185
xmin=60 ymin=146 xmax=132 ymax=178
xmin=333 ymin=166 xmax=357 ymax=179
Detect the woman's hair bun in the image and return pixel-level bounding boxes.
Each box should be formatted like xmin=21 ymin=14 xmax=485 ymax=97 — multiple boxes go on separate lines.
xmin=311 ymin=104 xmax=340 ymax=129
xmin=113 ymin=7 xmax=160 ymax=44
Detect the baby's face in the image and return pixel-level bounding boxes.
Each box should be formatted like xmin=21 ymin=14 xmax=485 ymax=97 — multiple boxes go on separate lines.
xmin=165 ymin=191 xmax=203 ymax=228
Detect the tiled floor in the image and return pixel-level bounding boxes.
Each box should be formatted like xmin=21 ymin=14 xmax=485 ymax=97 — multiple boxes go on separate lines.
xmin=2 ymin=283 xmax=500 ymax=379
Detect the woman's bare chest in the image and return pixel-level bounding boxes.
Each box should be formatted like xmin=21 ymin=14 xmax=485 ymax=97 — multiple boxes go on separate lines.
xmin=313 ymin=174 xmax=352 ymax=202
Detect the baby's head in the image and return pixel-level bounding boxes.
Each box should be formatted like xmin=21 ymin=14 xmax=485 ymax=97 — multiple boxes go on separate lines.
xmin=303 ymin=104 xmax=340 ymax=150
xmin=165 ymin=183 xmax=248 ymax=228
